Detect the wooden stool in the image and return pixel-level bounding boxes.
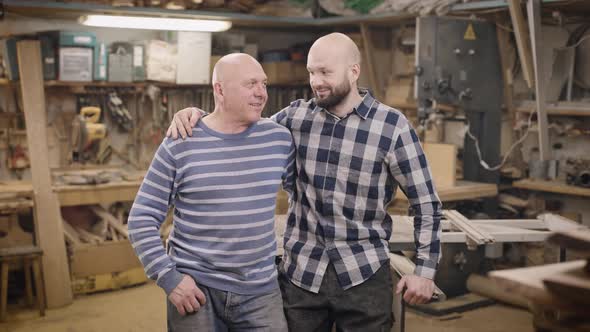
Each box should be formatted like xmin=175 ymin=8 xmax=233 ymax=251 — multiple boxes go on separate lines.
xmin=0 ymin=246 xmax=45 ymax=321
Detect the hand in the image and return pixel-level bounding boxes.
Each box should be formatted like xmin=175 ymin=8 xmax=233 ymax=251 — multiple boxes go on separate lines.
xmin=395 ymin=274 xmax=435 ymax=305
xmin=166 ymin=107 xmax=203 ymax=140
xmin=168 ymin=274 xmax=207 ymax=316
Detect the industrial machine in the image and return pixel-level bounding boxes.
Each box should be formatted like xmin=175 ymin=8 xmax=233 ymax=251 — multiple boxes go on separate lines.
xmin=415 ymin=16 xmax=503 ymax=185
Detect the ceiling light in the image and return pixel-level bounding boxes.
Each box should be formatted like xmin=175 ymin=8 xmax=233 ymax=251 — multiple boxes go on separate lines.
xmin=79 ymin=14 xmax=232 ymax=32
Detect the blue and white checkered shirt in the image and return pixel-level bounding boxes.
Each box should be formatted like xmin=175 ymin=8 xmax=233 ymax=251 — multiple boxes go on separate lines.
xmin=272 ymin=90 xmax=442 ymax=293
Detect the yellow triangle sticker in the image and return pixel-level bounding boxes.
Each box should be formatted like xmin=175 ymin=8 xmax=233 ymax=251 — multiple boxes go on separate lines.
xmin=464 ymin=23 xmax=476 ymax=40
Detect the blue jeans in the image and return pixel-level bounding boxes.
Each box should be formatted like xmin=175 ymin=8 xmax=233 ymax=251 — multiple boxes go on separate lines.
xmin=167 ymin=283 xmax=287 ymax=332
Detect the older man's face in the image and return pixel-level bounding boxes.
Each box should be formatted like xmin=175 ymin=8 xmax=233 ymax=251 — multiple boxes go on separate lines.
xmin=223 ymin=62 xmax=268 ymax=124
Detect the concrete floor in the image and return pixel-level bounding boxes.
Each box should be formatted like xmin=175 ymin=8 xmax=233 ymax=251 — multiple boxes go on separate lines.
xmin=0 ymin=282 xmax=534 ymax=332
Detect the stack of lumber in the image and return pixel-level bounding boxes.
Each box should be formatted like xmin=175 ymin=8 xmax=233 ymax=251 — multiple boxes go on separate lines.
xmin=488 ymin=228 xmax=590 ymax=330
xmin=61 ymin=205 xmax=128 ymax=246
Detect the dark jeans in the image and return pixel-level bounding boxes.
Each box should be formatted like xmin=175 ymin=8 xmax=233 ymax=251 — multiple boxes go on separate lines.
xmin=279 ymin=262 xmax=393 ymax=332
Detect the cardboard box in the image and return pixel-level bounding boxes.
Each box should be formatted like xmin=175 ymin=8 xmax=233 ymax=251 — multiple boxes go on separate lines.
xmin=145 ymin=40 xmax=177 ymax=83
xmin=176 ymin=31 xmax=211 ymax=84
xmin=292 ymin=62 xmax=308 ymax=83
xmin=262 ymin=61 xmax=308 ymax=84
xmin=59 ymin=47 xmax=93 ymax=81
xmin=108 ymin=42 xmax=133 ymax=82
xmin=70 ymin=240 xmax=142 ymax=278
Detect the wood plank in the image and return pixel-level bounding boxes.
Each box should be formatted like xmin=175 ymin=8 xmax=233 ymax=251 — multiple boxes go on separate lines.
xmin=515 ymin=100 xmax=590 ymax=117
xmin=75 ymin=227 xmax=103 ymax=244
xmin=467 ymin=274 xmax=529 ymax=309
xmin=546 ymin=230 xmax=590 ymax=255
xmin=0 ymin=198 xmax=34 ymax=211
xmin=56 ymin=181 xmax=141 ymax=206
xmin=513 ymin=179 xmax=590 ymax=197
xmin=543 ymin=267 xmax=590 ymax=306
xmin=507 ymin=0 xmax=534 ymax=89
xmin=496 ymin=15 xmax=515 ymax=118
xmin=468 ymin=219 xmax=546 ymax=230
xmin=423 ymin=143 xmax=456 ymax=188
xmin=360 ymin=23 xmax=380 ymax=100
xmin=0 ymin=182 xmax=34 ymax=197
xmin=489 ymin=260 xmax=587 ymax=312
xmin=527 ymin=0 xmax=551 ymax=161
xmin=395 ymin=180 xmax=497 ymax=203
xmin=17 ymin=40 xmax=72 ymax=308
xmin=539 ymin=213 xmax=585 ymax=232
xmin=444 ymin=210 xmax=495 ymax=246
xmin=61 ymin=219 xmax=81 ymax=247
xmin=89 ymin=206 xmax=129 ymax=238
xmin=498 ymin=193 xmax=528 ymax=208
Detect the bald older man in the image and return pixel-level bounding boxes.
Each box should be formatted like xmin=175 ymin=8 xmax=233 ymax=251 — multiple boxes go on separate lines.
xmin=128 ymin=54 xmax=294 ymax=331
xmin=168 ymin=33 xmax=442 ymax=331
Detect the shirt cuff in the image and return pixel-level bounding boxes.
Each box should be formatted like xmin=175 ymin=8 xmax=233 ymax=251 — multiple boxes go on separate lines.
xmin=413 ymin=258 xmax=437 ymax=280
xmin=157 ymin=269 xmax=185 ymax=296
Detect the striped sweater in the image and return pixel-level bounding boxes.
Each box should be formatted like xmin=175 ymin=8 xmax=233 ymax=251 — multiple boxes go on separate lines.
xmin=128 ymin=118 xmax=295 ymax=295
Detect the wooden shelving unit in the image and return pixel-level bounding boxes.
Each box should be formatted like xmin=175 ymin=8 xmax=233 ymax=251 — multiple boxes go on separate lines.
xmin=0 ymin=80 xmax=308 ymax=88
xmin=513 ymin=178 xmax=590 ymax=198
xmin=515 ymin=100 xmax=590 ymax=117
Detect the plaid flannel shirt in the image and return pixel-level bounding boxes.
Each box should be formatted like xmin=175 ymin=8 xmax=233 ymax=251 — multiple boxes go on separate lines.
xmin=272 ymin=89 xmax=442 ymax=293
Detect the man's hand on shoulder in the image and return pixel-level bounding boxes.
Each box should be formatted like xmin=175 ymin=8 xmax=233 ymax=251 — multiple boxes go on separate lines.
xmin=166 ymin=107 xmax=203 ymax=140
xmin=168 ymin=274 xmax=207 ymax=315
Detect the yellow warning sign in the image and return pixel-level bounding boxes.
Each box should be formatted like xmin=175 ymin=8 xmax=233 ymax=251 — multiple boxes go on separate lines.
xmin=464 ymin=23 xmax=476 ymax=40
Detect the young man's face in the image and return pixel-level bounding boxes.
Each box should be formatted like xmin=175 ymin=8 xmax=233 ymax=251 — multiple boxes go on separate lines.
xmin=307 ymin=49 xmax=352 ymax=109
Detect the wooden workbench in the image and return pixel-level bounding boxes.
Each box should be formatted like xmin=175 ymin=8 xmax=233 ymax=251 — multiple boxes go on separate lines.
xmin=395 ymin=180 xmax=498 ymax=202
xmin=0 ymin=176 xmax=143 ymax=207
xmin=274 ymin=213 xmax=552 ymax=255
xmin=513 ymin=178 xmax=590 ymax=197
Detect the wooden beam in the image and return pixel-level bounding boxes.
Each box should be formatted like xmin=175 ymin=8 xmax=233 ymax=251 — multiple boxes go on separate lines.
xmin=17 ymin=40 xmax=73 ymax=308
xmin=489 ymin=260 xmax=586 ymax=312
xmin=89 ymin=205 xmax=129 ymax=238
xmin=61 ymin=219 xmax=81 ymax=247
xmin=360 ymin=23 xmax=380 ymax=100
xmin=507 ymin=0 xmax=535 ymax=89
xmin=443 ymin=210 xmax=495 ymax=247
xmin=513 ymin=179 xmax=590 ymax=197
xmin=496 ymin=14 xmax=515 ymax=118
xmin=527 ymin=0 xmax=551 ymax=161
xmin=539 ymin=213 xmax=585 ymax=232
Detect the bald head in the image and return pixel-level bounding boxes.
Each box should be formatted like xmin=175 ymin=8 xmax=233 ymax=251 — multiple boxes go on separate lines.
xmin=309 ymin=33 xmax=361 ymax=66
xmin=212 ymin=53 xmax=263 ymax=85
xmin=209 ymin=53 xmax=268 ymax=123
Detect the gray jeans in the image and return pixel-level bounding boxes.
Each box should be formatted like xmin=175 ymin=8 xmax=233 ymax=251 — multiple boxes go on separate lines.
xmin=167 ymin=283 xmax=287 ymax=332
xmin=279 ymin=262 xmax=393 ymax=332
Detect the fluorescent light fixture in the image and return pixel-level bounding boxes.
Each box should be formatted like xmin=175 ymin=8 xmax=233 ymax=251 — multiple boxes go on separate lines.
xmin=79 ymin=14 xmax=232 ymax=32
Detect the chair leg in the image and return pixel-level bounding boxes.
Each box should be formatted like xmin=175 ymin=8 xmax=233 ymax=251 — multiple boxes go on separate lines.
xmin=1 ymin=261 xmax=8 ymax=321
xmin=24 ymin=259 xmax=34 ymax=307
xmin=32 ymin=257 xmax=45 ymax=317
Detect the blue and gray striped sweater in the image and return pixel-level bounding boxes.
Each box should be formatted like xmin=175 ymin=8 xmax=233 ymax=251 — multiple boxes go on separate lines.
xmin=128 ymin=118 xmax=295 ymax=295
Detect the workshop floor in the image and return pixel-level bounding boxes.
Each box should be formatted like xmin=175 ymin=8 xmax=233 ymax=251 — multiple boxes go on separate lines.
xmin=0 ymin=282 xmax=533 ymax=332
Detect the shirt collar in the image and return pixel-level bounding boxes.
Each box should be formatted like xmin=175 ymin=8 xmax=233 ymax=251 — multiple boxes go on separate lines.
xmin=311 ymin=88 xmax=375 ymax=120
